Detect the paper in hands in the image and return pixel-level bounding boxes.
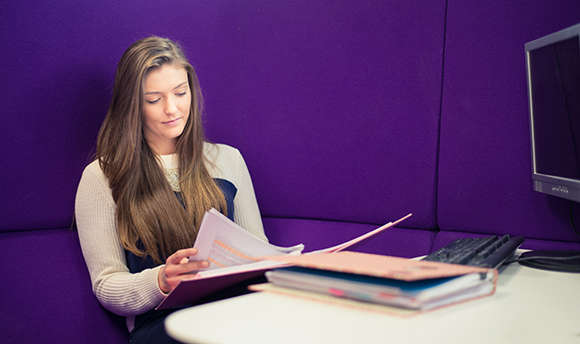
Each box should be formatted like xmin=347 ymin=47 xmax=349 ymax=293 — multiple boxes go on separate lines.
xmin=190 ymin=208 xmax=304 ymax=272
xmin=156 ymin=209 xmax=304 ymax=310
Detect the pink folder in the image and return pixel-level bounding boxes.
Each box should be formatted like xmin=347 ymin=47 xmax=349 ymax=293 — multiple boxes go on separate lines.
xmin=267 ymin=250 xmax=493 ymax=281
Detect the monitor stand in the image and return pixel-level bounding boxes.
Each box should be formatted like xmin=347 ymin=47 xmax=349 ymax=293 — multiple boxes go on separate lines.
xmin=518 ymin=250 xmax=580 ymax=273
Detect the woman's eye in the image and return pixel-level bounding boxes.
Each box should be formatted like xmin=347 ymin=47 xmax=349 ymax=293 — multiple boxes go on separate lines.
xmin=176 ymin=92 xmax=187 ymax=97
xmin=146 ymin=99 xmax=160 ymax=104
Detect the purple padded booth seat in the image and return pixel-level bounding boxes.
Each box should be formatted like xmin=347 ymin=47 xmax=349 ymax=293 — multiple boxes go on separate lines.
xmin=263 ymin=218 xmax=434 ymax=258
xmin=0 ymin=229 xmax=127 ymax=344
xmin=437 ymin=0 xmax=580 ymax=247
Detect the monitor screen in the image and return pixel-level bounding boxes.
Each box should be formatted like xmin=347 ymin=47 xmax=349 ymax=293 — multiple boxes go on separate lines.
xmin=526 ymin=23 xmax=580 ymax=201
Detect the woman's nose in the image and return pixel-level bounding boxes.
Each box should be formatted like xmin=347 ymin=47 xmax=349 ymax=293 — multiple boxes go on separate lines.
xmin=164 ymin=96 xmax=179 ymax=115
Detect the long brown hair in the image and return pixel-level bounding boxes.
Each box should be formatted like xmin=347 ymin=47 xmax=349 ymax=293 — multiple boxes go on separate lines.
xmin=96 ymin=36 xmax=226 ymax=264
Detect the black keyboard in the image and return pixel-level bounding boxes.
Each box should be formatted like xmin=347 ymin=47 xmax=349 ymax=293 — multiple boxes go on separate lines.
xmin=422 ymin=235 xmax=525 ymax=269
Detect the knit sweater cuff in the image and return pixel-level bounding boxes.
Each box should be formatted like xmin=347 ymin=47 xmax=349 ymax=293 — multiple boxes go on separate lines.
xmin=143 ymin=265 xmax=168 ymax=306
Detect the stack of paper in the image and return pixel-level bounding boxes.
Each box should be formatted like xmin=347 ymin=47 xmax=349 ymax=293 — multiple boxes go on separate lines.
xmin=257 ymin=251 xmax=497 ymax=313
xmin=191 ymin=208 xmax=304 ymax=271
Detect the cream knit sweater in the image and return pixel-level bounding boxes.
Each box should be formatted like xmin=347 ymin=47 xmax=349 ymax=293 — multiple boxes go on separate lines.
xmin=74 ymin=143 xmax=267 ymax=331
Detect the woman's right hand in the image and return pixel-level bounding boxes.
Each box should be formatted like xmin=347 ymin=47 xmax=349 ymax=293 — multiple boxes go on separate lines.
xmin=158 ymin=247 xmax=209 ymax=294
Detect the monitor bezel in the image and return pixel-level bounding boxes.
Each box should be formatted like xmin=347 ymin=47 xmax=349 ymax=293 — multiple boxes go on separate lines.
xmin=525 ymin=23 xmax=580 ymax=202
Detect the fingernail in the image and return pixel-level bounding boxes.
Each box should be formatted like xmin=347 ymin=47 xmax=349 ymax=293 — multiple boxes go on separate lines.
xmin=202 ymin=261 xmax=209 ymax=267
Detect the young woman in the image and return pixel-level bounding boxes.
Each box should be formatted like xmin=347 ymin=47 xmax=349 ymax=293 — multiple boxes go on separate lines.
xmin=75 ymin=36 xmax=267 ymax=343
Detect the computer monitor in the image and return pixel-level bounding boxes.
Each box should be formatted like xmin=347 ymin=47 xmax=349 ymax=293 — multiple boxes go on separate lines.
xmin=523 ymin=23 xmax=580 ymax=272
xmin=525 ymin=23 xmax=580 ymax=202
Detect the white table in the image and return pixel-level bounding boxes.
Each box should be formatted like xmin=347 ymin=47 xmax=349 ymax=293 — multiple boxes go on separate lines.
xmin=165 ymin=262 xmax=580 ymax=344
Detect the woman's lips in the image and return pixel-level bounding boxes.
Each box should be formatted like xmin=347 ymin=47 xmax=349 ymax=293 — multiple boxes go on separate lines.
xmin=163 ymin=117 xmax=182 ymax=126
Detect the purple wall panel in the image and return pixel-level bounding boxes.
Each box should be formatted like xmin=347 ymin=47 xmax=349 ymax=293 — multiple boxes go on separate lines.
xmin=0 ymin=1 xmax=215 ymax=230
xmin=202 ymin=1 xmax=444 ymax=228
xmin=0 ymin=230 xmax=127 ymax=344
xmin=438 ymin=1 xmax=580 ymax=242
xmin=1 ymin=0 xmax=443 ymax=231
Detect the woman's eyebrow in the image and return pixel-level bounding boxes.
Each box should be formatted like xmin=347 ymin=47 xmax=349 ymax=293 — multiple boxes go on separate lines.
xmin=144 ymin=81 xmax=188 ymax=95
xmin=173 ymin=81 xmax=188 ymax=90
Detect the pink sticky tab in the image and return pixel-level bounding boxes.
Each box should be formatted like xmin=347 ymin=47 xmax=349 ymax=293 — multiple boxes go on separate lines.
xmin=378 ymin=292 xmax=397 ymax=299
xmin=328 ymin=288 xmax=345 ymax=297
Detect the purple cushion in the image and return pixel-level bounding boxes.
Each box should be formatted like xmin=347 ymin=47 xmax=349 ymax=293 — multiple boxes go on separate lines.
xmin=0 ymin=229 xmax=127 ymax=344
xmin=264 ymin=217 xmax=434 ymax=258
xmin=202 ymin=1 xmax=445 ymax=229
xmin=437 ymin=1 xmax=580 ymax=242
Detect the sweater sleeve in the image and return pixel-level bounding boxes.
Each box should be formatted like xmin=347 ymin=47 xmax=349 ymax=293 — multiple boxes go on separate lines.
xmin=74 ymin=163 xmax=166 ymax=317
xmin=231 ymin=149 xmax=268 ymax=242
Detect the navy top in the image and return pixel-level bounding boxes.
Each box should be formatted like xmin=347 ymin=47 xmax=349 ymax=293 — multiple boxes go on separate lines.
xmin=124 ymin=178 xmax=237 ymax=331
